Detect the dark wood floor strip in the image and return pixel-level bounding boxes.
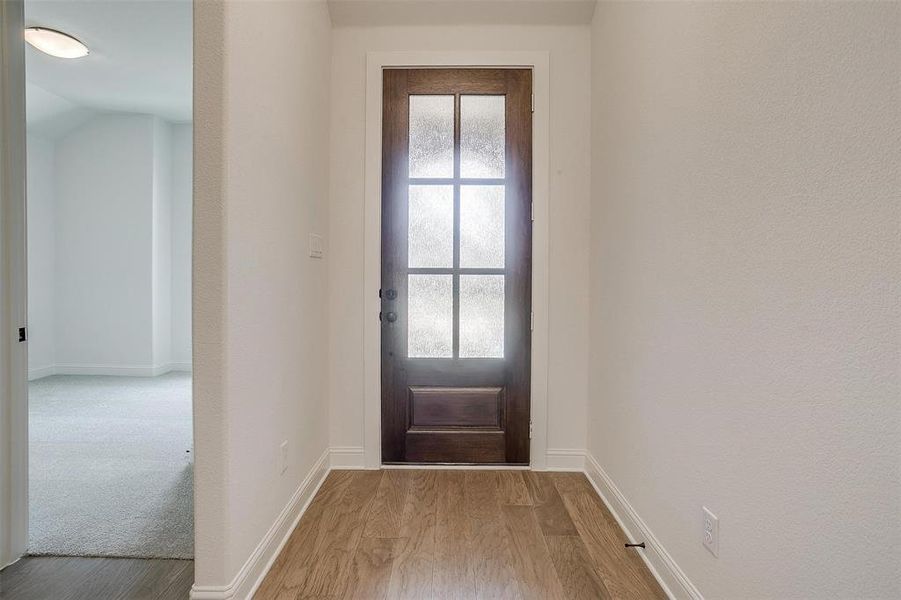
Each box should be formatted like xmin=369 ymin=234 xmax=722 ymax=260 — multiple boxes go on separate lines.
xmin=157 ymin=561 xmax=195 ymax=600
xmin=115 ymin=559 xmax=192 ymax=600
xmin=75 ymin=559 xmax=159 ymax=600
xmin=0 ymin=557 xmax=193 ymax=600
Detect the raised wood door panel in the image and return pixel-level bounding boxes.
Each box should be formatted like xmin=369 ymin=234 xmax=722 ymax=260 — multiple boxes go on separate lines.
xmin=381 ymin=68 xmax=532 ymax=464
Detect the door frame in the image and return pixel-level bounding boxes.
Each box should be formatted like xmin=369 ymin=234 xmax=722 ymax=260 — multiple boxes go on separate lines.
xmin=362 ymin=51 xmax=551 ymax=470
xmin=0 ymin=0 xmax=29 ymax=567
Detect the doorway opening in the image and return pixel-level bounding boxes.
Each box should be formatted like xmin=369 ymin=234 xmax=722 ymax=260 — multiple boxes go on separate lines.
xmin=380 ymin=68 xmax=533 ymax=465
xmin=21 ymin=0 xmax=192 ymax=573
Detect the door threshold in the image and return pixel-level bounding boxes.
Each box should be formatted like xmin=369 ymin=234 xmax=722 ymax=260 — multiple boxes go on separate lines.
xmin=381 ymin=462 xmax=530 ymax=470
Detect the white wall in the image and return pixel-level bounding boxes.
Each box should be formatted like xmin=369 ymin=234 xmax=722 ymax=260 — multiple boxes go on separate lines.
xmin=192 ymin=0 xmax=332 ymax=590
xmin=27 ymin=112 xmax=191 ymax=377
xmin=588 ymin=2 xmax=901 ymax=598
xmin=328 ymin=24 xmax=592 ymax=459
xmin=170 ymin=124 xmax=192 ymax=368
xmin=26 ymin=134 xmax=55 ymax=377
xmin=152 ymin=118 xmax=173 ymax=369
xmin=54 ymin=114 xmax=157 ymax=371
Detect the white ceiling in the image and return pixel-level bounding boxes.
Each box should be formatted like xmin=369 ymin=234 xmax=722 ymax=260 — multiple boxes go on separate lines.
xmin=24 ymin=0 xmax=591 ymax=136
xmin=25 ymin=0 xmax=192 ymax=136
xmin=327 ymin=0 xmax=597 ymax=27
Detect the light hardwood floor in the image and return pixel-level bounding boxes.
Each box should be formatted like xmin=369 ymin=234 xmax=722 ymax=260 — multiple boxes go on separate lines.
xmin=255 ymin=470 xmax=666 ymax=599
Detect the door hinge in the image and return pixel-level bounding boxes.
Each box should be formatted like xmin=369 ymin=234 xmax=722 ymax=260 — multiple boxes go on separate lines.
xmin=18 ymin=327 xmax=26 ymax=342
xmin=531 ymin=93 xmax=535 ymax=113
xmin=529 ymin=419 xmax=533 ymax=439
xmin=530 ymin=311 xmax=534 ymax=331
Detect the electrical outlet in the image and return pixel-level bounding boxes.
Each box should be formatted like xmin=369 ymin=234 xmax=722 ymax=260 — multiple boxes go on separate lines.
xmin=702 ymin=506 xmax=719 ymax=557
xmin=279 ymin=440 xmax=288 ymax=475
xmin=309 ymin=233 xmax=323 ymax=258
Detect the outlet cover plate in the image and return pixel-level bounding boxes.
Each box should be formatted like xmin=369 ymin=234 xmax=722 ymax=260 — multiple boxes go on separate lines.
xmin=702 ymin=506 xmax=719 ymax=557
xmin=309 ymin=233 xmax=324 ymax=258
xmin=279 ymin=440 xmax=288 ymax=474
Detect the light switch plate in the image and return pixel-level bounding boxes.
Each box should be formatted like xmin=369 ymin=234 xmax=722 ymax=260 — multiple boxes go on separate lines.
xmin=309 ymin=233 xmax=323 ymax=258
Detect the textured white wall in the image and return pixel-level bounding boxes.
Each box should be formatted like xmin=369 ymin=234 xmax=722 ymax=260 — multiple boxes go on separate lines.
xmin=588 ymin=2 xmax=901 ymax=598
xmin=192 ymin=0 xmax=332 ymax=587
xmin=328 ymin=24 xmax=591 ymax=456
xmin=170 ymin=124 xmax=192 ymax=367
xmin=26 ymin=134 xmax=55 ymax=377
xmin=28 ymin=113 xmax=190 ymax=376
xmin=54 ymin=114 xmax=156 ymax=370
xmin=152 ymin=118 xmax=173 ymax=369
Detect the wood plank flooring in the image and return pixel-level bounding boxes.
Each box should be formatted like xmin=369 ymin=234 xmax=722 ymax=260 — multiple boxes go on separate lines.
xmin=256 ymin=470 xmax=666 ymax=600
xmin=0 ymin=557 xmax=193 ymax=600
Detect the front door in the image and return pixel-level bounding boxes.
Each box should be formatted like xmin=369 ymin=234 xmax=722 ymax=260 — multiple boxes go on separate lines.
xmin=381 ymin=68 xmax=532 ymax=464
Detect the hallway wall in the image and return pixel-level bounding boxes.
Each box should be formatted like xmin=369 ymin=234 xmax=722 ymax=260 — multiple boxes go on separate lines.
xmin=587 ymin=2 xmax=900 ymax=597
xmin=327 ymin=24 xmax=592 ymax=460
xmin=192 ymin=0 xmax=332 ymax=591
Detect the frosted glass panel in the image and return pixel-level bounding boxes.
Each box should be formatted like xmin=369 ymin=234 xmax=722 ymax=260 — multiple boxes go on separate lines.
xmin=409 ymin=95 xmax=454 ymax=178
xmin=408 ymin=274 xmax=453 ymax=358
xmin=408 ymin=185 xmax=453 ymax=268
xmin=460 ymin=185 xmax=505 ymax=268
xmin=459 ymin=275 xmax=505 ymax=358
xmin=460 ymin=95 xmax=505 ymax=179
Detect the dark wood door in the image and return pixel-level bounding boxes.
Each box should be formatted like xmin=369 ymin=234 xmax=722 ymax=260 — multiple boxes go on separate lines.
xmin=381 ymin=68 xmax=532 ymax=464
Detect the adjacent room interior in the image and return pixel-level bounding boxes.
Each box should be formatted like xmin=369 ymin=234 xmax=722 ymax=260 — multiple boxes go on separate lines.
xmin=24 ymin=0 xmax=193 ymax=561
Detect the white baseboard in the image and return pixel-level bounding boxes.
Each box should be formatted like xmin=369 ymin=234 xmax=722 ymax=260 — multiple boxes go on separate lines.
xmin=55 ymin=363 xmax=165 ymax=376
xmin=27 ymin=365 xmax=55 ymax=381
xmin=190 ymin=448 xmax=330 ymax=600
xmin=584 ymin=452 xmax=703 ymax=600
xmin=28 ymin=362 xmax=193 ymax=379
xmin=545 ymin=448 xmax=586 ymax=471
xmin=330 ymin=446 xmax=366 ymax=469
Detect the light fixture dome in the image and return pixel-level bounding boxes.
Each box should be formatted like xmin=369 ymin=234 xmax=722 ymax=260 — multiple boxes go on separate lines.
xmin=24 ymin=27 xmax=89 ymax=59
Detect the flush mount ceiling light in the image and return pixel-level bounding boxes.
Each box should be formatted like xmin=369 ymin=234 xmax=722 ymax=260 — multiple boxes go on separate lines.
xmin=24 ymin=27 xmax=89 ymax=59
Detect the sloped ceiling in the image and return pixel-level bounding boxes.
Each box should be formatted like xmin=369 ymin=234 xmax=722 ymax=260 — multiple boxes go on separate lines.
xmin=25 ymin=0 xmax=191 ymax=136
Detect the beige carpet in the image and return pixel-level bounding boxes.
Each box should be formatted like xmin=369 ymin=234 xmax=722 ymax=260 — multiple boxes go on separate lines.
xmin=28 ymin=373 xmax=193 ymax=559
